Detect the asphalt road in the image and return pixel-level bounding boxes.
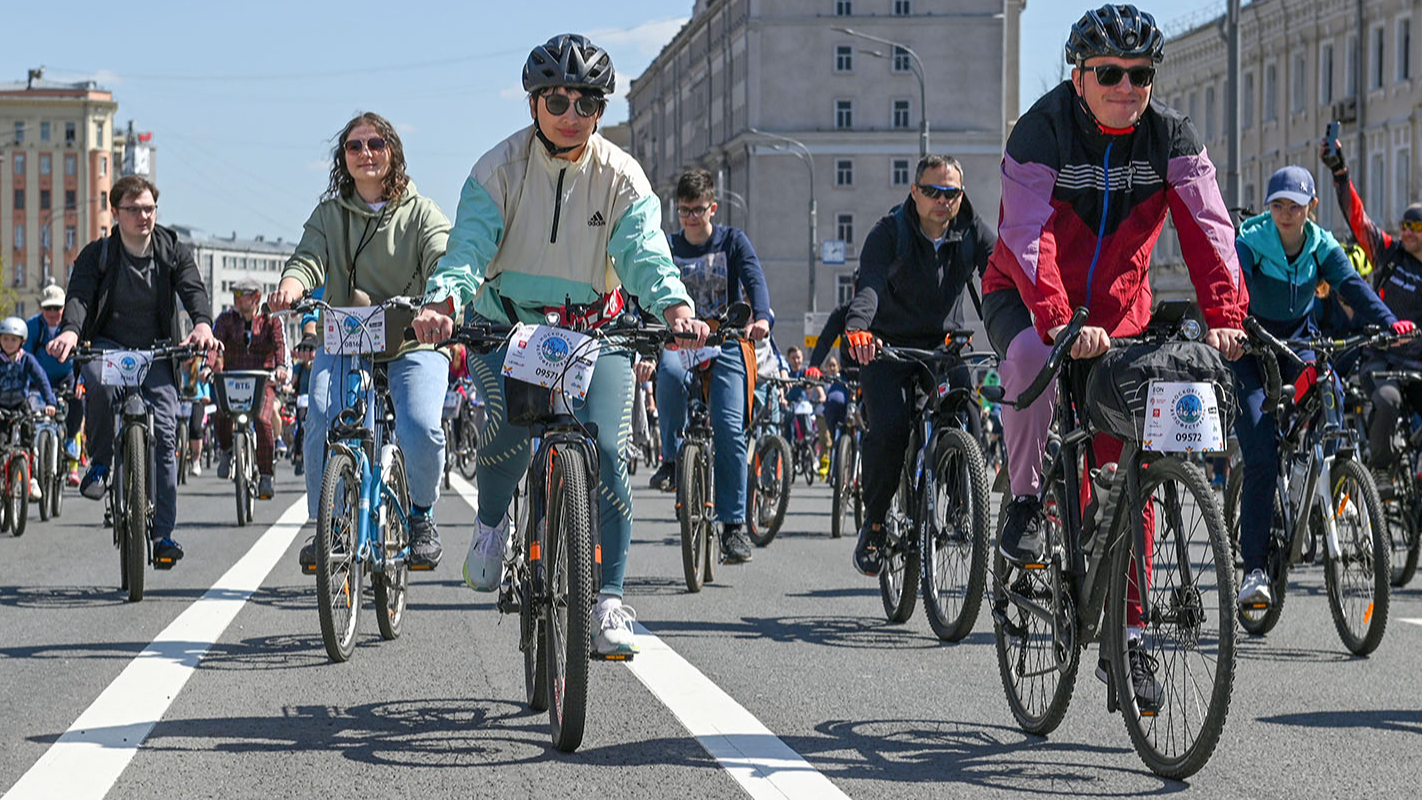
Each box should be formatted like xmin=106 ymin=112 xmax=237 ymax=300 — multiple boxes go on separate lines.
xmin=3 ymin=462 xmax=1421 ymax=799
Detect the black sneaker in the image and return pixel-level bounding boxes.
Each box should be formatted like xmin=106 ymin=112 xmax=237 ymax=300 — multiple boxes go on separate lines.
xmin=80 ymin=465 xmax=109 ymax=501
xmin=999 ymin=495 xmax=1046 ymax=566
xmin=649 ymin=461 xmax=677 ymax=492
xmin=720 ymin=523 xmax=753 ymax=564
xmin=408 ymin=515 xmax=443 ymax=570
xmin=1095 ymin=639 xmax=1164 ymax=713
xmin=152 ymin=537 xmax=184 ymax=569
xmin=298 ymin=536 xmax=317 ymax=575
xmin=258 ymin=474 xmax=275 ymax=500
xmin=853 ymin=522 xmax=886 ymax=577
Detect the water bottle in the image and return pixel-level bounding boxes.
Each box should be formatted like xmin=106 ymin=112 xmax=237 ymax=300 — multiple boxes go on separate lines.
xmin=1082 ymin=462 xmax=1119 ymax=560
xmin=1285 ymin=451 xmax=1311 ymax=511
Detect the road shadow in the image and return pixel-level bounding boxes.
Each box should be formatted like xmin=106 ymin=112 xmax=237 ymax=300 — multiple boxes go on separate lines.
xmin=645 ymin=614 xmax=952 ymax=650
xmin=622 ymin=575 xmax=729 ymax=597
xmin=0 ymin=584 xmax=216 ymax=610
xmin=197 ymin=633 xmax=332 ymax=671
xmin=1234 ymin=638 xmax=1356 ymax=664
xmin=1257 ymin=708 xmax=1422 ymax=735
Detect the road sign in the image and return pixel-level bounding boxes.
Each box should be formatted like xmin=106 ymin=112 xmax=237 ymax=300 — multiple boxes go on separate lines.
xmin=804 ymin=311 xmax=832 ymax=350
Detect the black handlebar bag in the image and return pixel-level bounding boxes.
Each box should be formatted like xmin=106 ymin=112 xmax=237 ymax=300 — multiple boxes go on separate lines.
xmin=1080 ymin=340 xmax=1237 ymax=444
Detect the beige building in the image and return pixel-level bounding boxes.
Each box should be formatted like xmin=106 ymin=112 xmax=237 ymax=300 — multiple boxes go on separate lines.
xmin=170 ymin=225 xmax=296 ymax=319
xmin=627 ymin=0 xmax=1024 ymax=341
xmin=1151 ymin=0 xmax=1420 ymax=270
xmin=0 ymin=75 xmax=117 ymax=316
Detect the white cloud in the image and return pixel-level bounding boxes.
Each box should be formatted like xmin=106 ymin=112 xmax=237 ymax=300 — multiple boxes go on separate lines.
xmin=397 ymin=122 xmax=418 ymax=134
xmin=499 ymin=84 xmax=527 ymax=101
xmin=588 ymin=17 xmax=689 ymax=58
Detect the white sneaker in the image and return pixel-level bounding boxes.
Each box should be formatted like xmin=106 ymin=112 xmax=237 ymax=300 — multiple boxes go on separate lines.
xmin=190 ymin=462 xmax=203 ymax=477
xmin=463 ymin=515 xmax=511 ymax=592
xmin=1238 ymin=569 xmax=1272 ymax=608
xmin=28 ymin=477 xmax=41 ymax=501
xmin=591 ymin=596 xmax=640 ymax=656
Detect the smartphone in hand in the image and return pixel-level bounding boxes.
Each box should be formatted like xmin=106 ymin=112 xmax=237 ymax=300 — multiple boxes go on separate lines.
xmin=1323 ymin=120 xmax=1341 ymax=158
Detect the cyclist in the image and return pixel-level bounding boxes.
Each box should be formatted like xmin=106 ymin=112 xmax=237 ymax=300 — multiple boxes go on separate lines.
xmin=1320 ymin=138 xmax=1422 ymax=477
xmin=781 ymin=346 xmax=825 ymax=460
xmin=289 ymin=332 xmax=316 ymax=476
xmin=177 ymin=355 xmax=213 ymax=477
xmin=26 ymin=285 xmax=83 ymax=466
xmin=213 ymin=277 xmax=288 ymax=500
xmin=982 ymin=5 xmax=1248 ymax=708
xmin=409 ymin=33 xmax=709 ymax=657
xmin=0 ymin=316 xmax=56 ymax=499
xmin=648 ymin=168 xmax=770 ymax=563
xmin=267 ymin=111 xmax=452 ymax=572
xmin=843 ymin=153 xmax=996 ymax=576
xmin=47 ymin=175 xmax=220 ymax=567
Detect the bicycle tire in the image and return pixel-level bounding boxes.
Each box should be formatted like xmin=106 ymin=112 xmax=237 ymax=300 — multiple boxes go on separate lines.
xmin=457 ymin=407 xmax=480 ymax=480
xmin=831 ymin=433 xmax=855 ymax=539
xmin=544 ymin=446 xmax=593 ymax=753
xmin=1385 ymin=465 xmax=1420 ymax=586
xmin=234 ymin=436 xmax=250 ymax=527
xmin=243 ymin=433 xmax=256 ymax=520
xmin=50 ymin=456 xmax=63 ymax=519
xmin=373 ymin=450 xmax=410 ymax=641
xmin=1104 ymin=456 xmax=1235 ymax=780
xmin=316 ymin=450 xmax=362 ymax=662
xmin=1224 ymin=465 xmax=1289 ymax=635
xmin=517 ymin=479 xmax=548 ymax=711
xmin=678 ymin=444 xmax=707 ymax=592
xmin=879 ymin=465 xmax=919 ymax=623
xmin=991 ymin=485 xmax=1078 ymax=736
xmin=9 ymin=457 xmax=28 ymax=538
xmin=442 ymin=420 xmax=454 ymax=491
xmin=37 ymin=431 xmax=53 ymax=522
xmin=177 ymin=437 xmax=189 ymax=486
xmin=123 ymin=425 xmax=146 ymax=602
xmin=921 ymin=428 xmax=990 ymax=642
xmin=746 ymin=434 xmax=791 ymax=547
xmin=1324 ymin=458 xmax=1390 ymax=655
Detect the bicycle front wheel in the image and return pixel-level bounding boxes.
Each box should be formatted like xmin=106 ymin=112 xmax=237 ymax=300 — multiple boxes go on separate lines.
xmin=9 ymin=456 xmax=28 ymax=538
xmin=879 ymin=465 xmax=919 ymax=623
xmin=678 ymin=444 xmax=709 ymax=591
xmin=747 ymin=434 xmax=791 ymax=547
xmin=123 ymin=426 xmax=147 ymax=601
xmin=831 ymin=433 xmax=855 ymax=539
xmin=37 ymin=431 xmax=53 ymax=522
xmin=457 ymin=408 xmax=480 ymax=480
xmin=316 ymin=450 xmax=362 ymax=662
xmin=921 ymin=428 xmax=990 ymax=642
xmin=1324 ymin=458 xmax=1389 ymax=655
xmin=234 ymin=436 xmax=250 ymax=527
xmin=544 ymin=446 xmax=593 ymax=753
xmin=373 ymin=450 xmax=409 ymax=641
xmin=1105 ymin=456 xmax=1235 ymax=780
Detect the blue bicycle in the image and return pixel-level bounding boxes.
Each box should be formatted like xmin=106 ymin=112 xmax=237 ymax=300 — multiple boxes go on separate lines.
xmin=287 ymin=295 xmax=420 ymax=662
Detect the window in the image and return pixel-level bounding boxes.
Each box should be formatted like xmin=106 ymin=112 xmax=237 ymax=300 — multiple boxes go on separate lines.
xmin=1187 ymin=91 xmax=1197 ymax=124
xmin=64 ymin=190 xmax=76 ymax=210
xmin=40 ymin=122 xmax=50 ymax=142
xmin=1320 ymin=43 xmax=1335 ymax=105
xmin=39 ymin=190 xmax=50 ymax=211
xmin=835 ymin=0 xmax=852 ymax=15
xmin=13 ymin=226 xmax=23 ymax=248
xmin=892 ymin=99 xmax=911 ymax=129
xmin=13 ymin=189 xmax=24 ymax=211
xmin=13 ymin=121 xmax=23 ymax=144
xmin=65 ymin=154 xmax=76 ymax=176
xmin=1370 ymin=153 xmax=1386 ymax=217
xmin=892 ymin=158 xmax=910 ymax=186
xmin=1264 ymin=63 xmax=1277 ymax=122
xmin=835 ymin=45 xmax=853 ymax=72
xmin=99 ymin=193 xmax=107 ymax=211
xmin=836 ymin=159 xmax=854 ymax=186
xmin=1243 ymin=72 xmax=1255 ymax=128
xmin=12 ymin=262 xmax=25 ymax=289
xmin=1204 ymin=86 xmax=1216 ymax=140
xmin=100 ymin=155 xmax=107 ymax=176
xmin=892 ymin=46 xmax=911 ymax=73
xmin=1399 ymin=19 xmax=1412 ymax=81
xmin=64 ymin=122 xmax=75 ymax=144
xmin=836 ymin=213 xmax=855 ymax=248
xmin=1292 ymin=54 xmax=1306 ymax=113
xmin=12 ymin=154 xmax=22 ymax=174
xmin=1345 ymin=34 xmax=1359 ymax=97
xmin=39 ymin=154 xmax=50 ymax=175
xmin=39 ymin=227 xmax=49 ymax=250
xmin=96 ymin=120 xmax=104 ymax=144
xmin=1397 ymin=150 xmax=1411 ymax=217
xmin=836 ymin=99 xmax=854 ymax=129
xmin=65 ymin=226 xmax=76 ymax=250
xmin=1372 ymin=25 xmax=1386 ymax=89
xmin=893 ymin=0 xmax=910 ymax=14
xmin=836 ymin=274 xmax=855 ymax=306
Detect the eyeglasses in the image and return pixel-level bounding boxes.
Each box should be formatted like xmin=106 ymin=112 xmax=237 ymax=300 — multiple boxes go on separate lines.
xmin=343 ymin=137 xmax=387 ymax=155
xmin=1088 ymin=65 xmax=1156 ymax=88
xmin=677 ymin=205 xmax=711 ymax=218
xmin=118 ymin=205 xmax=158 ymax=217
xmin=1401 ymin=220 xmax=1422 ymax=233
xmin=541 ymin=92 xmax=605 ymax=119
xmin=915 ymin=183 xmax=963 ymax=201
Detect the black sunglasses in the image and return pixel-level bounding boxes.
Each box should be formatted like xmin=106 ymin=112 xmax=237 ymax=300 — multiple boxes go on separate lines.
xmin=344 ymin=137 xmax=387 ymax=154
xmin=1088 ymin=65 xmax=1156 ymax=88
xmin=542 ymin=92 xmax=605 ymax=118
xmin=916 ymin=183 xmax=963 ymax=201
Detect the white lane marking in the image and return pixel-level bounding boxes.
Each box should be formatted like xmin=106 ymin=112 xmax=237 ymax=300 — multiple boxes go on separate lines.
xmin=1401 ymin=618 xmax=1422 ymax=627
xmin=4 ymin=499 xmax=308 ymax=800
xmin=447 ymin=474 xmax=849 ymax=800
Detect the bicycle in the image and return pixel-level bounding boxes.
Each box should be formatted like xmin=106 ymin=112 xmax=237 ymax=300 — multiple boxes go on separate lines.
xmin=745 ymin=376 xmax=793 ymax=547
xmin=34 ymin=398 xmax=63 ymax=522
xmin=873 ymin=333 xmax=994 ymax=639
xmin=74 ymin=343 xmax=198 ymax=602
xmin=828 ymin=378 xmax=865 ymax=541
xmin=1341 ymin=364 xmax=1422 ymax=587
xmin=214 ymin=369 xmax=273 ymax=527
xmin=441 ymin=377 xmax=481 ymax=490
xmin=0 ymin=407 xmax=36 ymax=537
xmin=284 ymin=296 xmax=419 ymax=662
xmin=1225 ymin=321 xmax=1394 ymax=654
xmin=783 ymin=378 xmax=827 ymax=486
xmin=982 ymin=305 xmax=1237 ymax=780
xmin=443 ymin=308 xmax=684 ymax=752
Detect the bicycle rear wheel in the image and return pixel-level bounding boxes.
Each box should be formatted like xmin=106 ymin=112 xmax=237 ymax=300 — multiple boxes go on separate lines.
xmin=1224 ymin=465 xmax=1289 ymax=635
xmin=456 ymin=406 xmax=480 ymax=480
xmin=513 ymin=479 xmax=548 ymax=711
xmin=922 ymin=428 xmax=990 ymax=642
xmin=746 ymin=433 xmax=791 ymax=547
xmin=678 ymin=444 xmax=708 ymax=591
xmin=441 ymin=420 xmax=454 ymax=491
xmin=9 ymin=457 xmax=28 ymax=538
xmin=316 ymin=450 xmax=362 ymax=662
xmin=1384 ymin=463 xmax=1420 ymax=586
xmin=123 ymin=426 xmax=147 ymax=601
xmin=1324 ymin=458 xmax=1389 ymax=655
xmin=831 ymin=433 xmax=855 ymax=539
xmin=373 ymin=450 xmax=409 ymax=641
xmin=879 ymin=465 xmax=919 ymax=623
xmin=1105 ymin=456 xmax=1235 ymax=780
xmin=544 ymin=446 xmax=593 ymax=753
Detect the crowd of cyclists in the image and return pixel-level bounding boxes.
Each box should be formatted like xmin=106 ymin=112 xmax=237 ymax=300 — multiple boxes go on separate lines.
xmin=8 ymin=4 xmax=1422 ymax=774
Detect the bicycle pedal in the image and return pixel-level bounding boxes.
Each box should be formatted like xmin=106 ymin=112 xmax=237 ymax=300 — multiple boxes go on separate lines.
xmin=590 ymin=651 xmax=635 ymax=662
xmin=301 ymin=564 xmax=317 ymax=576
xmin=407 ymin=563 xmax=434 ymax=571
xmin=153 ymin=557 xmax=178 ymax=571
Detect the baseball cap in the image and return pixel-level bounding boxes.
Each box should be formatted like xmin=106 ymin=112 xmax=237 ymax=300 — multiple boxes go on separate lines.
xmin=1265 ymin=166 xmax=1316 ymax=207
xmin=231 ymin=277 xmax=262 ymax=294
xmin=1403 ymin=203 xmax=1422 ymax=224
xmin=40 ymin=284 xmax=65 ymax=309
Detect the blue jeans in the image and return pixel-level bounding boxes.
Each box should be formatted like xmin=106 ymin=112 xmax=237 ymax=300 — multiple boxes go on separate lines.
xmin=822 ymin=386 xmax=847 ymax=439
xmin=468 ymin=346 xmax=636 ymax=596
xmin=657 ymin=343 xmax=749 ymax=525
xmin=303 ymin=349 xmax=448 ymax=520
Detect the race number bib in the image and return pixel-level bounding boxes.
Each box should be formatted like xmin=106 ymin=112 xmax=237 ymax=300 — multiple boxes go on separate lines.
xmin=221 ymin=374 xmax=259 ymax=412
xmin=793 ymin=399 xmax=815 ymax=416
xmin=677 ymin=346 xmax=721 ymax=371
xmin=501 ymin=324 xmax=599 ymax=400
xmin=1143 ymin=381 xmax=1225 ymax=453
xmin=323 ymin=307 xmax=386 ymax=355
xmin=442 ymin=389 xmax=462 ymax=419
xmin=100 ymin=351 xmax=153 ymax=387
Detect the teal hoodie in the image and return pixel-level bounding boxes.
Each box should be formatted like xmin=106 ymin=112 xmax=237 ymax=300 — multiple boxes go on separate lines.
xmin=1235 ymin=213 xmax=1370 ymax=324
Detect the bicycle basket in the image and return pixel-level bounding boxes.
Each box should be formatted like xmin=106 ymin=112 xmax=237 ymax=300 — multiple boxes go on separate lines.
xmin=1081 ymin=340 xmax=1236 ymax=442
xmin=505 ymin=376 xmax=552 ymax=427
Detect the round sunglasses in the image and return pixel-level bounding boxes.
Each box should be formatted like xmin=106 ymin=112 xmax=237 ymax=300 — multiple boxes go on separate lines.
xmin=542 ymin=92 xmax=606 ymax=119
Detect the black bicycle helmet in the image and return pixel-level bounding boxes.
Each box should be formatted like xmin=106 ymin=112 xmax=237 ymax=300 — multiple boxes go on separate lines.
xmin=1064 ymin=4 xmax=1165 ymax=66
xmin=523 ymin=34 xmax=616 ymax=95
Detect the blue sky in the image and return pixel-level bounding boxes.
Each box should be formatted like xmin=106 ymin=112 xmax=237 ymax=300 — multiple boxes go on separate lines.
xmin=4 ymin=0 xmax=1227 ymax=243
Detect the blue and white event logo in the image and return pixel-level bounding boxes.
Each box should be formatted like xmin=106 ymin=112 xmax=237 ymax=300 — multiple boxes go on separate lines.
xmin=540 ymin=334 xmax=571 ymax=365
xmin=1171 ymin=389 xmax=1205 ymax=427
xmin=120 ymin=355 xmax=138 ymax=371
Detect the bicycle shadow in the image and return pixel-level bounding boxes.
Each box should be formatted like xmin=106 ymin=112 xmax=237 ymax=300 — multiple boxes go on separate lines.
xmin=644 ymin=615 xmax=953 ymax=651
xmin=0 ymin=584 xmax=213 ymax=610
xmin=196 ymin=633 xmax=331 ymax=671
xmin=1234 ymin=638 xmax=1356 ymax=664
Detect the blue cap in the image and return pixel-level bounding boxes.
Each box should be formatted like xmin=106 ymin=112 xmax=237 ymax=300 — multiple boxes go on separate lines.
xmin=1265 ymin=165 xmax=1316 ymax=206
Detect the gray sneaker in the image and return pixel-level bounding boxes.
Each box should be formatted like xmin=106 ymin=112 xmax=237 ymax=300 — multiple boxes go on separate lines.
xmin=1238 ymin=568 xmax=1272 ymax=608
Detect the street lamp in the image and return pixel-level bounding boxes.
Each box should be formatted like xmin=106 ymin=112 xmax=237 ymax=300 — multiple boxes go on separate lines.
xmin=833 ymin=26 xmax=928 ymax=158
xmin=749 ymin=127 xmax=818 ymax=312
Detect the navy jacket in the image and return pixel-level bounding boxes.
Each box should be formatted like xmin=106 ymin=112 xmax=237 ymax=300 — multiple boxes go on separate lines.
xmin=668 ymin=226 xmax=772 ymax=323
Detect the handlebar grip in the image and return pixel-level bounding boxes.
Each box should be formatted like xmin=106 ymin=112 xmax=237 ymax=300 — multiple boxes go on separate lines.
xmin=1243 ymin=317 xmax=1307 ymax=370
xmin=1005 ymin=306 xmax=1089 ymax=409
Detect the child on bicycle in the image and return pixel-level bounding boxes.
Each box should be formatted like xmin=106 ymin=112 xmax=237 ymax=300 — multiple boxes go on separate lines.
xmin=2 ymin=316 xmax=57 ymax=499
